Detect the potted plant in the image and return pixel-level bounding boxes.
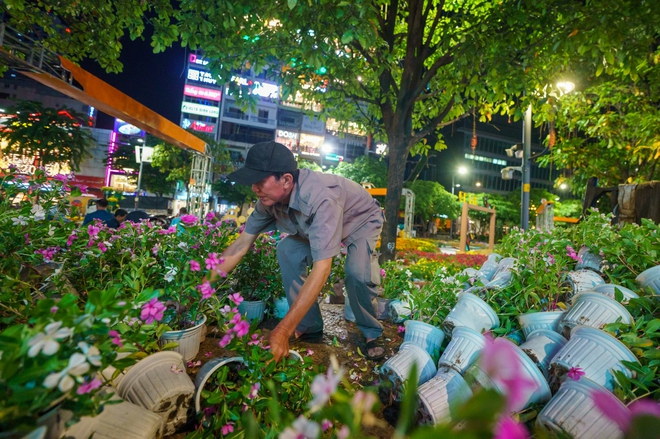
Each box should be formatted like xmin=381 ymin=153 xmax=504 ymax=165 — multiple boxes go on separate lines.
xmin=378 ymin=260 xmax=415 ymax=320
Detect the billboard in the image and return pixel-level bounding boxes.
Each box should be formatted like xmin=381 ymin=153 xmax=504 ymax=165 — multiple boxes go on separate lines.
xmin=181 ymin=118 xmax=216 ymax=133
xmin=184 ymin=84 xmax=221 ymax=101
xmin=181 ymin=102 xmax=220 ymax=118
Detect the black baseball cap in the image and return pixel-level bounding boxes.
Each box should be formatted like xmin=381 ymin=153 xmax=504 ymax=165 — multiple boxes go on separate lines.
xmin=227 ymin=141 xmax=297 ymax=186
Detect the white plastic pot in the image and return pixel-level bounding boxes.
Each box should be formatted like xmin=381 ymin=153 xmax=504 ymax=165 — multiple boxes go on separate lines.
xmin=117 ymin=351 xmax=195 ymax=436
xmin=635 ymin=265 xmax=660 ymax=295
xmin=416 ymin=367 xmax=473 ymax=426
xmin=549 ymin=326 xmax=639 ymax=393
xmin=441 ymin=293 xmax=499 ymax=339
xmin=519 ymin=329 xmax=567 ymax=379
xmin=403 ymin=320 xmax=445 ymax=360
xmin=463 ymin=338 xmax=551 ymax=412
xmin=558 ymin=292 xmax=633 ymax=339
xmin=486 ymin=253 xmax=502 ymax=264
xmin=518 ymin=310 xmax=566 ymax=339
xmin=563 ymin=269 xmax=605 ymax=299
xmin=160 ymin=315 xmax=207 ymax=361
xmin=375 ymin=297 xmax=393 ymax=320
xmin=575 ymin=247 xmax=603 ymax=273
xmin=592 ymin=283 xmax=639 ymax=301
xmin=389 ymin=299 xmax=411 ymax=324
xmin=380 ymin=342 xmax=437 ymax=400
xmin=476 ymin=261 xmax=499 ymax=282
xmin=437 ymin=326 xmax=485 ymax=375
xmin=238 ymin=300 xmax=266 ymax=324
xmin=537 ymin=377 xmax=628 ymax=439
xmin=193 ymin=356 xmax=245 ymax=412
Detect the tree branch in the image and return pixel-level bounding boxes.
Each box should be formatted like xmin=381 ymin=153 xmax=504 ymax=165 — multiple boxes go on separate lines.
xmin=410 ymin=102 xmax=468 ymax=145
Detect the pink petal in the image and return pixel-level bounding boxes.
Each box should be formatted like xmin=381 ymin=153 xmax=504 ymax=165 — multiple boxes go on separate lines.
xmin=494 ymin=416 xmax=530 ymax=439
xmin=629 ymin=398 xmax=660 ymax=419
xmin=592 ymin=388 xmax=630 ymax=431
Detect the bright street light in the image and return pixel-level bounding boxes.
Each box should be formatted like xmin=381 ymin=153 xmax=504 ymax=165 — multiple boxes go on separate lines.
xmin=476 ymin=181 xmax=482 ymax=187
xmin=559 ymin=183 xmax=568 ymax=190
xmin=452 ymin=166 xmax=468 ymax=196
xmin=458 ymin=166 xmax=468 ymax=175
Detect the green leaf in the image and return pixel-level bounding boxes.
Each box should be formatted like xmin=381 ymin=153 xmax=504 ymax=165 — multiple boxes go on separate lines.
xmin=287 ymin=0 xmax=297 ymax=9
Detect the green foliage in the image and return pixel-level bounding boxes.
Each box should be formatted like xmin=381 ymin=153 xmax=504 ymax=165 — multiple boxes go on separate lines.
xmin=213 ymin=179 xmax=257 ymax=205
xmin=380 ymin=261 xmax=416 ymax=300
xmin=331 ymin=155 xmax=388 ymax=189
xmin=405 ymin=180 xmax=460 ymax=222
xmin=230 ymin=233 xmax=283 ymax=301
xmin=297 ymin=159 xmax=324 ymax=172
xmin=0 ymin=100 xmax=94 ymax=172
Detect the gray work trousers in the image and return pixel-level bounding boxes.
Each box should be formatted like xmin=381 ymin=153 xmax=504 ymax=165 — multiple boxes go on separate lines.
xmin=277 ymin=232 xmax=383 ymax=340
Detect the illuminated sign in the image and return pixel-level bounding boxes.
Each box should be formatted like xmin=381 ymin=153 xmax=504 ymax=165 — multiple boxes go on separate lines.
xmin=188 ymin=54 xmax=209 ymax=66
xmin=229 ymin=76 xmax=279 ymax=99
xmin=299 ymin=133 xmax=324 ymax=156
xmin=0 ymin=152 xmax=70 ymax=176
xmin=117 ymin=123 xmax=141 ymax=136
xmin=276 ymin=130 xmax=298 ymax=140
xmin=182 ymin=118 xmax=216 ymax=133
xmin=325 ymin=154 xmax=343 ymax=162
xmin=184 ymin=85 xmax=221 ymax=101
xmin=181 ymin=102 xmax=220 ymax=118
xmin=187 ymin=68 xmax=218 ymax=85
xmin=275 ymin=130 xmax=298 ymax=151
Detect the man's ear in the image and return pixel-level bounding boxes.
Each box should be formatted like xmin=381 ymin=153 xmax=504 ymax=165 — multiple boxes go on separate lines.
xmin=282 ymin=173 xmax=294 ymax=188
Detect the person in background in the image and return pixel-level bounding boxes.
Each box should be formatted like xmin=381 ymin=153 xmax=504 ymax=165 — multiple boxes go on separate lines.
xmin=105 ymin=208 xmax=128 ymax=229
xmin=82 ymin=198 xmax=114 ymax=225
xmin=209 ymin=141 xmax=385 ymax=363
xmin=125 ymin=210 xmax=151 ymax=223
xmin=170 ymin=207 xmax=187 ymax=228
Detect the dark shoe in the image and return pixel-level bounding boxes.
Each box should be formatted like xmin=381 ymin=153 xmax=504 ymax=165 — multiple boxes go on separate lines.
xmin=289 ymin=330 xmax=324 ymax=344
xmin=364 ymin=338 xmax=386 ymax=361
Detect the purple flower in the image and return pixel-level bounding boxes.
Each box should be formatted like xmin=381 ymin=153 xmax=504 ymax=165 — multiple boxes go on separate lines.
xmin=566 ymin=245 xmax=579 ymax=261
xmin=53 ymin=174 xmax=69 ymax=182
xmin=397 ymin=325 xmax=405 ymax=333
xmin=321 ymin=419 xmax=332 ymax=431
xmin=229 ymin=293 xmax=243 ymax=306
xmin=108 ymin=330 xmax=123 ymax=347
xmin=187 ymin=360 xmax=201 ymax=368
xmin=24 ymin=233 xmax=30 ymax=245
xmin=151 ymin=244 xmax=159 ymax=256
xmin=219 ymin=333 xmax=233 ymax=347
xmin=189 ymin=260 xmax=201 ymax=271
xmin=76 ymin=377 xmax=102 ymax=395
xmin=180 ymin=214 xmax=198 ymax=225
xmin=50 ymin=306 xmax=58 ymax=313
xmin=233 ymin=320 xmax=250 ymax=337
xmin=221 ymin=423 xmax=234 ymax=435
xmin=494 ymin=416 xmax=530 ymax=439
xmin=567 ymin=366 xmax=585 ymax=381
xmin=198 ymin=281 xmax=215 ymax=300
xmin=248 ymin=382 xmax=260 ymax=399
xmin=66 ymin=233 xmax=78 ymax=246
xmin=140 ymin=298 xmax=166 ymax=324
xmin=206 ymin=212 xmax=215 ymax=220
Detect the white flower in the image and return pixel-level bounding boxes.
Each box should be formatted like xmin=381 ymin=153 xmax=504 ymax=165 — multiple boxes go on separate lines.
xmin=308 ymin=365 xmax=343 ymax=411
xmin=405 ymin=269 xmax=412 ymax=277
xmin=43 ymin=352 xmax=90 ymax=392
xmin=280 ymin=416 xmax=320 ymax=439
xmin=103 ymin=241 xmax=112 ymax=249
xmin=31 ymin=204 xmax=45 ymax=221
xmin=11 ymin=215 xmax=29 ymax=226
xmin=177 ymin=241 xmax=189 ymax=251
xmin=77 ymin=342 xmax=102 ymax=367
xmin=47 ymin=225 xmax=56 ymax=236
xmin=27 ymin=322 xmax=73 ymax=357
xmin=164 ymin=266 xmax=178 ymax=283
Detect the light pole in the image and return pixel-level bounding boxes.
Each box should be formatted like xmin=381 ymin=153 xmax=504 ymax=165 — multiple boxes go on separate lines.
xmin=452 ymin=166 xmax=468 ymax=196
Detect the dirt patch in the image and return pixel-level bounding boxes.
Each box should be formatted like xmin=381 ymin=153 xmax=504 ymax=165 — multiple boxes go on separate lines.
xmin=167 ymin=303 xmax=403 ymax=438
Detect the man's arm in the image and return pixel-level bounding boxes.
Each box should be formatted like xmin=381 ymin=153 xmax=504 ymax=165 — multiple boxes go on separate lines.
xmin=208 ymin=231 xmax=259 ymax=283
xmin=269 ymin=257 xmax=332 ymax=362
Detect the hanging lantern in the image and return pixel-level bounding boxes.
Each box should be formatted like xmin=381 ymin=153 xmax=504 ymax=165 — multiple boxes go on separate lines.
xmin=548 ymin=122 xmax=556 ymax=149
xmin=470 ymin=133 xmax=478 ymax=151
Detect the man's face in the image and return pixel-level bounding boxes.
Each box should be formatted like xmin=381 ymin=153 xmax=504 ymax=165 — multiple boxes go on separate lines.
xmin=251 ymin=175 xmax=291 ymax=206
xmin=117 ymin=214 xmax=127 ymax=223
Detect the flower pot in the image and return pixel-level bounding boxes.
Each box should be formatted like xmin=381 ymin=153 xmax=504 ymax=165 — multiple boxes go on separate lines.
xmin=441 ymin=293 xmax=499 ymax=339
xmin=417 ymin=367 xmax=473 ymax=426
xmin=549 ymin=326 xmax=639 ymax=393
xmin=63 ymin=392 xmax=164 ymax=439
xmin=486 ymin=253 xmax=502 ymax=263
xmin=496 ymin=257 xmax=517 ymax=272
xmin=486 ymin=270 xmax=512 ymax=289
xmin=575 ymin=247 xmax=603 ymax=273
xmin=238 ymin=300 xmax=266 ymax=324
xmin=518 ymin=311 xmax=566 ymax=339
xmin=437 ymin=326 xmax=485 ymax=375
xmin=389 ymin=299 xmax=411 ymax=324
xmin=28 ymin=402 xmax=73 ymax=439
xmin=375 ymin=297 xmax=393 ymax=320
xmin=160 ymin=315 xmax=207 ymax=361
xmin=117 ymin=351 xmax=195 ymax=436
xmin=476 ymin=261 xmax=499 ymax=282
xmin=463 ymin=338 xmax=551 ymax=412
xmin=404 ymin=320 xmax=445 ymax=360
xmin=344 ymin=293 xmax=356 ymax=322
xmin=592 ymin=283 xmax=639 ymax=301
xmin=537 ymin=377 xmax=628 ymax=439
xmin=274 ymin=296 xmax=289 ymax=319
xmin=563 ymin=269 xmax=605 ymax=300
xmin=635 ymin=265 xmax=660 ymax=295
xmin=99 ymin=352 xmax=133 ymax=388
xmin=519 ymin=329 xmax=567 ymax=379
xmin=380 ymin=342 xmax=437 ymax=401
xmin=558 ymin=292 xmax=633 ymax=339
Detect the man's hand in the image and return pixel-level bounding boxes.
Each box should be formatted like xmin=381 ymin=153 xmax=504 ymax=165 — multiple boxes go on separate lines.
xmin=269 ymin=326 xmax=291 ymax=362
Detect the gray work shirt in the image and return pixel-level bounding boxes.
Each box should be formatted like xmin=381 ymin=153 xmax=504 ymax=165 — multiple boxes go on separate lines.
xmin=244 ymin=169 xmax=383 ymax=261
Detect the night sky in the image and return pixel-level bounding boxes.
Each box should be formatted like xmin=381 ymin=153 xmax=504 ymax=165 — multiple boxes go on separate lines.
xmin=80 ymin=36 xmax=187 ymax=130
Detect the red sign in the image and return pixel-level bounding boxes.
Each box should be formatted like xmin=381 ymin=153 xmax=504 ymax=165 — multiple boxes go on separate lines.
xmin=184 ymin=85 xmax=221 ymax=101
xmin=189 ymin=121 xmax=215 ymax=133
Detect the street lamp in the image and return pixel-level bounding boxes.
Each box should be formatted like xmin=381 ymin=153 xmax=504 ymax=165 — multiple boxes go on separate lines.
xmin=452 ymin=166 xmax=468 ymax=196
xmin=521 ymin=81 xmax=574 ymax=230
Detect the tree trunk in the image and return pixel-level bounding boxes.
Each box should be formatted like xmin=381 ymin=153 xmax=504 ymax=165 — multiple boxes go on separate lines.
xmin=380 ymin=131 xmax=410 ymax=263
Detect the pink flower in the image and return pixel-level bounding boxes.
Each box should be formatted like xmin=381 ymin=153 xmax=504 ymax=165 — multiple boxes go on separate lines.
xmin=233 ymin=320 xmax=250 ymax=337
xmin=280 ymin=416 xmax=320 ymax=439
xmin=187 ymin=360 xmax=202 ymax=368
xmin=567 ymin=366 xmax=585 ymax=381
xmin=206 ymin=212 xmax=216 ymax=220
xmin=219 ymin=333 xmax=233 ymax=347
xmin=66 ymin=233 xmax=78 ymax=246
xmin=307 ymin=348 xmax=314 ymax=356
xmin=480 ymin=335 xmax=537 ymax=412
xmin=180 ymin=214 xmax=198 ymax=225
xmin=380 ymin=268 xmax=386 ymax=278
xmin=189 ymin=260 xmax=201 ymax=271
xmin=140 ymin=298 xmax=166 ymax=324
xmin=219 ymin=305 xmax=232 ymax=314
xmin=151 ymin=244 xmax=159 ymax=256
xmin=229 ymin=293 xmax=243 ymax=306
xmin=24 ymin=233 xmax=29 ymax=245
xmin=309 ymin=365 xmax=343 ymax=409
xmin=321 ymin=419 xmax=332 ymax=431
xmin=248 ymin=382 xmax=260 ymax=399
xmin=215 ymin=269 xmax=228 ymax=278
xmin=53 ymin=173 xmax=69 ymax=182
xmin=629 ymin=398 xmax=660 ymax=419
xmin=337 ymin=425 xmax=349 ymax=439
xmin=76 ymin=377 xmax=102 ymax=395
xmin=221 ymin=423 xmax=234 ymax=435
xmin=593 ymin=390 xmax=660 ymax=432
xmin=198 ymin=281 xmax=215 ymax=300
xmin=50 ymin=306 xmax=58 ymax=313
xmin=494 ymin=416 xmax=530 ymax=439
xmin=170 ymin=364 xmax=184 ymax=374
xmin=397 ymin=325 xmax=405 ymax=333
xmin=566 ymin=245 xmax=579 ymax=261
xmin=248 ymin=334 xmax=261 ymax=346
xmin=87 ymin=224 xmax=100 ymax=237
xmin=206 ymin=252 xmax=221 ymax=271
xmin=204 ymin=351 xmax=213 ymax=357
xmin=98 ymin=241 xmax=107 ymax=253
xmin=230 ymin=313 xmax=243 ymax=325
xmin=108 ymin=330 xmax=123 ymax=347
